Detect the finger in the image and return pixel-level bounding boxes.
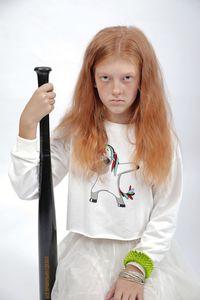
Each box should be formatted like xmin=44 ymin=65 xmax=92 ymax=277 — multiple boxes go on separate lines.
xmin=105 ymin=288 xmax=115 ymax=300
xmin=47 ymin=91 xmax=56 ymax=99
xmin=40 ymin=83 xmax=54 ymax=92
xmin=113 ymin=290 xmax=123 ymax=300
xmin=122 ymin=294 xmax=130 ymax=300
xmin=47 ymin=102 xmax=55 ymax=111
xmin=48 ymin=98 xmax=55 ymax=105
xmin=136 ymin=293 xmax=143 ymax=300
xmin=129 ymin=295 xmax=137 ymax=300
xmin=41 ymin=92 xmax=55 ymax=102
xmin=49 ymin=104 xmax=55 ymax=113
xmin=105 ymin=282 xmax=116 ymax=300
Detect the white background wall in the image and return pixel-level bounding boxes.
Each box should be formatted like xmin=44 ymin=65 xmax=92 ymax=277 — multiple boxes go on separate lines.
xmin=0 ymin=0 xmax=200 ymax=299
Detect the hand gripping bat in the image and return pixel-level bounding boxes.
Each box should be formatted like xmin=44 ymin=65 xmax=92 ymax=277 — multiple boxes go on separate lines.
xmin=34 ymin=67 xmax=57 ymax=300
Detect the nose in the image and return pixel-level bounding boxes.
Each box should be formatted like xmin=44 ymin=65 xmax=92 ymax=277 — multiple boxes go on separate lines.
xmin=112 ymin=79 xmax=122 ymax=96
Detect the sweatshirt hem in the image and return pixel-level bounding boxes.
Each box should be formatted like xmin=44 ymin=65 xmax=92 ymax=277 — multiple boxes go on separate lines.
xmin=67 ymin=228 xmax=142 ymax=241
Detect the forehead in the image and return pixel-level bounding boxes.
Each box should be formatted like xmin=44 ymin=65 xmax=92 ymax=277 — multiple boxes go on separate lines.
xmin=95 ymin=56 xmax=139 ymax=74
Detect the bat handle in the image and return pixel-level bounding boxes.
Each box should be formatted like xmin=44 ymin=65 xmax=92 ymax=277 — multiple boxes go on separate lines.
xmin=34 ymin=67 xmax=52 ymax=155
xmin=34 ymin=66 xmax=52 ymax=87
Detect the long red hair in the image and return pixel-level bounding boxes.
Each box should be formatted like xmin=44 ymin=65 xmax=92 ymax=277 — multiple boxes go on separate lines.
xmin=55 ymin=26 xmax=174 ymax=185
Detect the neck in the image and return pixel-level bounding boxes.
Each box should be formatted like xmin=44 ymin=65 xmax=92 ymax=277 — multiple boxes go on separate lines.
xmin=105 ymin=112 xmax=131 ymax=124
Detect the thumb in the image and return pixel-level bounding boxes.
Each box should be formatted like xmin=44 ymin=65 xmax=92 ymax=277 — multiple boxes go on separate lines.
xmin=105 ymin=281 xmax=116 ymax=300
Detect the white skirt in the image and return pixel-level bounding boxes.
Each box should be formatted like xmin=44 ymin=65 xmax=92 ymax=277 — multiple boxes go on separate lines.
xmin=51 ymin=232 xmax=200 ymax=300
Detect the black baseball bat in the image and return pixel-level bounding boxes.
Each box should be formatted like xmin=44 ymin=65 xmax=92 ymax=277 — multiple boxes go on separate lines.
xmin=34 ymin=67 xmax=57 ymax=300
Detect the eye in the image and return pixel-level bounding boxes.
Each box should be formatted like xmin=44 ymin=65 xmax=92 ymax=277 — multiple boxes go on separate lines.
xmin=100 ymin=75 xmax=110 ymax=82
xmin=123 ymin=75 xmax=133 ymax=81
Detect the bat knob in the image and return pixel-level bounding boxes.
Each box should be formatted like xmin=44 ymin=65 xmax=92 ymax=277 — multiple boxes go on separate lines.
xmin=34 ymin=67 xmax=52 ymax=87
xmin=34 ymin=66 xmax=52 ymax=73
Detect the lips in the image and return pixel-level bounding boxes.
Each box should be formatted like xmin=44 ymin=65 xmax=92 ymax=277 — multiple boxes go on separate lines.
xmin=110 ymin=99 xmax=124 ymax=102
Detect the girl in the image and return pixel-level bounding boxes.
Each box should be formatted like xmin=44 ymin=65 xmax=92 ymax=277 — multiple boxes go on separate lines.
xmin=9 ymin=26 xmax=200 ymax=300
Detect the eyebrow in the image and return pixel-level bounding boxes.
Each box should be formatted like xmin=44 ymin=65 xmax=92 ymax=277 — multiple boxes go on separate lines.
xmin=96 ymin=72 xmax=136 ymax=76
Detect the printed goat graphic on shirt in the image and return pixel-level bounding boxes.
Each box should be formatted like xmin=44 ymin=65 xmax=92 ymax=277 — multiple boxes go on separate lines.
xmin=89 ymin=144 xmax=139 ymax=207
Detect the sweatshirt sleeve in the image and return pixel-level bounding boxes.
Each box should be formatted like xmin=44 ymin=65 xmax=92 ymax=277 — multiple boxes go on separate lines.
xmin=8 ymin=134 xmax=70 ymax=200
xmin=131 ymin=141 xmax=183 ymax=266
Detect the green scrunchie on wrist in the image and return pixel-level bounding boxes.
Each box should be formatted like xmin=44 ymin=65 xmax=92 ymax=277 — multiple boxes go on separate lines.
xmin=123 ymin=250 xmax=154 ymax=279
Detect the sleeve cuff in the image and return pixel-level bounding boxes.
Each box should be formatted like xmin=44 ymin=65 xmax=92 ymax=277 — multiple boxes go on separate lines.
xmin=10 ymin=136 xmax=39 ymax=161
xmin=16 ymin=135 xmax=38 ymax=153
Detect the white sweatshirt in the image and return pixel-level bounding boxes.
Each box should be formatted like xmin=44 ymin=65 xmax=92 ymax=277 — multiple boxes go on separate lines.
xmin=8 ymin=121 xmax=183 ymax=265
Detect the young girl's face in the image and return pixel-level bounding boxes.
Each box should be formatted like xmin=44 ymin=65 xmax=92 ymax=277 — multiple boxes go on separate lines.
xmin=94 ymin=56 xmax=140 ymax=124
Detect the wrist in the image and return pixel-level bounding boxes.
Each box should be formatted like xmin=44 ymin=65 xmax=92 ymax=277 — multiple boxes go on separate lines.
xmin=119 ymin=268 xmax=145 ymax=285
xmin=123 ymin=250 xmax=154 ymax=279
xmin=125 ymin=264 xmax=143 ymax=275
xmin=19 ymin=115 xmax=38 ymax=139
xmin=20 ymin=112 xmax=38 ymax=127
